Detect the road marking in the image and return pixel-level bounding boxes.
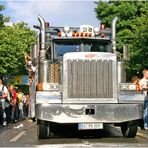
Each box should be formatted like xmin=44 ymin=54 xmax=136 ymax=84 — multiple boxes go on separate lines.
xmin=9 ymin=131 xmax=26 ymax=142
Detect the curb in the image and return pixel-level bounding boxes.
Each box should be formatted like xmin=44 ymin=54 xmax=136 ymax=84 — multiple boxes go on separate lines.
xmin=137 ymin=132 xmax=148 ymax=139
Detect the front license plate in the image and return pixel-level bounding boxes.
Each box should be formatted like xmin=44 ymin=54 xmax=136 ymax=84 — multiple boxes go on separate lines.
xmin=78 ymin=123 xmax=103 ymax=130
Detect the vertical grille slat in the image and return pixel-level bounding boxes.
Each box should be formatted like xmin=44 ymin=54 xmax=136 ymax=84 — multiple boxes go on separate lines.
xmin=84 ymin=60 xmax=90 ymax=98
xmin=67 ymin=59 xmax=113 ymax=99
xmin=73 ymin=60 xmax=77 ymax=98
xmin=108 ymin=60 xmax=113 ymax=98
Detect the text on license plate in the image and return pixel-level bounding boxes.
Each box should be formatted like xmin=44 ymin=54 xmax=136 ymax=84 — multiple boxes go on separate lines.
xmin=78 ymin=123 xmax=103 ymax=130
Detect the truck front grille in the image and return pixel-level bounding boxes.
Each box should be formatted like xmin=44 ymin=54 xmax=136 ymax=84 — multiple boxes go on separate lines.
xmin=67 ymin=59 xmax=113 ymax=98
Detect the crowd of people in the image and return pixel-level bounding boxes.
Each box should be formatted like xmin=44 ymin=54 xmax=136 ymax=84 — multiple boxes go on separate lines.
xmin=0 ymin=53 xmax=36 ymax=127
xmin=0 ymin=79 xmax=30 ymax=126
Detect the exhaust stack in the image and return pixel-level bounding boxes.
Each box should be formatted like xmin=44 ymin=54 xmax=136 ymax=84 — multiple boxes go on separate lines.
xmin=111 ymin=17 xmax=118 ymax=54
xmin=38 ymin=15 xmax=46 ymax=60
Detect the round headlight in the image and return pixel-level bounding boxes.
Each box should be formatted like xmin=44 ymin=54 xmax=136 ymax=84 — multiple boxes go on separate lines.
xmin=46 ymin=33 xmax=51 ymax=38
xmin=94 ymin=27 xmax=99 ymax=34
xmin=64 ymin=26 xmax=70 ymax=33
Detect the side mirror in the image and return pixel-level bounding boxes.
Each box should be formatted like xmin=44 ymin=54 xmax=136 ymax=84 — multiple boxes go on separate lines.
xmin=123 ymin=45 xmax=129 ymax=61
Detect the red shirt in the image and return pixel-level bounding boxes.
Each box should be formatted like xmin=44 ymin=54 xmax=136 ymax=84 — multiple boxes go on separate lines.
xmin=9 ymin=89 xmax=17 ymax=100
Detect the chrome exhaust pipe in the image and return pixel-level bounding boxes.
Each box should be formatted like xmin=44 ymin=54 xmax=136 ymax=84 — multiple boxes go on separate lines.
xmin=38 ymin=15 xmax=46 ymax=60
xmin=111 ymin=17 xmax=118 ymax=54
xmin=38 ymin=15 xmax=45 ymax=50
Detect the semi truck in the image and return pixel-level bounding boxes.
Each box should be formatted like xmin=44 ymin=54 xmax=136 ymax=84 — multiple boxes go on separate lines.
xmin=29 ymin=15 xmax=144 ymax=139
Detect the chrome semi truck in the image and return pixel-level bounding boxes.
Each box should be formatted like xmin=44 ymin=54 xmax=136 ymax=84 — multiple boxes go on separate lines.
xmin=30 ymin=15 xmax=144 ymax=139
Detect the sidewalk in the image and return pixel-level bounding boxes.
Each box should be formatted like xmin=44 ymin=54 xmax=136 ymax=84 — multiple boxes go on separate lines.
xmin=137 ymin=128 xmax=148 ymax=139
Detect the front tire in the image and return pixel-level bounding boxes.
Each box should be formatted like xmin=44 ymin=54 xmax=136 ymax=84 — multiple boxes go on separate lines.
xmin=37 ymin=120 xmax=50 ymax=139
xmin=121 ymin=120 xmax=138 ymax=138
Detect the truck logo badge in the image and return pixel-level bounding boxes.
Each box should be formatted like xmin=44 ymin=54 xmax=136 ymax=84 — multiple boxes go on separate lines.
xmin=85 ymin=54 xmax=95 ymax=58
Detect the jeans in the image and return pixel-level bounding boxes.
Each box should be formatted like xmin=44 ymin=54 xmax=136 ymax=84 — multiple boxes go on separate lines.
xmin=18 ymin=102 xmax=24 ymax=119
xmin=11 ymin=105 xmax=16 ymax=122
xmin=143 ymin=99 xmax=148 ymax=129
xmin=0 ymin=99 xmax=7 ymax=124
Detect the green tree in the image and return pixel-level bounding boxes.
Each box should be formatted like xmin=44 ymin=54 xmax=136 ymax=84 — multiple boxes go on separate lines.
xmin=0 ymin=5 xmax=9 ymax=27
xmin=0 ymin=5 xmax=5 ymax=27
xmin=95 ymin=1 xmax=148 ymax=79
xmin=0 ymin=7 xmax=36 ymax=75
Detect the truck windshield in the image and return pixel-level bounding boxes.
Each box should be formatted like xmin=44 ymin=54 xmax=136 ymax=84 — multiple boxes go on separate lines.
xmin=54 ymin=39 xmax=111 ymax=57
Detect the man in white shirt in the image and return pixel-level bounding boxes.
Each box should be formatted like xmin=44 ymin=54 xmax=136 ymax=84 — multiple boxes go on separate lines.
xmin=0 ymin=79 xmax=9 ymax=126
xmin=139 ymin=69 xmax=148 ymax=96
xmin=139 ymin=68 xmax=148 ymax=130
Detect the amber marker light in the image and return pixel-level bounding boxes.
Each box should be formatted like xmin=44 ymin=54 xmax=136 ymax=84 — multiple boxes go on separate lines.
xmin=76 ymin=32 xmax=79 ymax=37
xmin=37 ymin=83 xmax=42 ymax=91
xmin=80 ymin=32 xmax=84 ymax=37
xmin=58 ymin=32 xmax=61 ymax=37
xmin=89 ymin=33 xmax=92 ymax=37
xmin=85 ymin=32 xmax=88 ymax=37
xmin=101 ymin=33 xmax=106 ymax=38
xmin=72 ymin=32 xmax=75 ymax=37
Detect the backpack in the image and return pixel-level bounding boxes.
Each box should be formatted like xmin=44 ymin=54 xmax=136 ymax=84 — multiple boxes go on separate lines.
xmin=0 ymin=85 xmax=4 ymax=96
xmin=5 ymin=89 xmax=10 ymax=107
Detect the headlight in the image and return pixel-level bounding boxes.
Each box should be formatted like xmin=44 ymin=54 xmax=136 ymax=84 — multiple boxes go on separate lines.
xmin=94 ymin=27 xmax=99 ymax=34
xmin=64 ymin=26 xmax=70 ymax=33
xmin=120 ymin=83 xmax=136 ymax=91
xmin=37 ymin=83 xmax=61 ymax=91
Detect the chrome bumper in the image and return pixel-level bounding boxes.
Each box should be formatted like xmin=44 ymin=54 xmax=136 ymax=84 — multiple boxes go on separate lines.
xmin=35 ymin=103 xmax=143 ymax=123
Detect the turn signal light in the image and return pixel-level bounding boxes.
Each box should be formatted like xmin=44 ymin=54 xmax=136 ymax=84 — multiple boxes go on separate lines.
xmin=37 ymin=83 xmax=42 ymax=91
xmin=136 ymin=82 xmax=140 ymax=91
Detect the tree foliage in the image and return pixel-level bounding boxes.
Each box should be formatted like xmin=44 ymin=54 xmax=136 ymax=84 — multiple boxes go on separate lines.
xmin=0 ymin=5 xmax=36 ymax=75
xmin=0 ymin=5 xmax=5 ymax=27
xmin=95 ymin=1 xmax=148 ymax=79
xmin=0 ymin=5 xmax=9 ymax=27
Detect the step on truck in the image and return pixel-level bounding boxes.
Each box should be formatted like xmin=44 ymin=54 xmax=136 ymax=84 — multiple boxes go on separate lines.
xmin=29 ymin=15 xmax=144 ymax=139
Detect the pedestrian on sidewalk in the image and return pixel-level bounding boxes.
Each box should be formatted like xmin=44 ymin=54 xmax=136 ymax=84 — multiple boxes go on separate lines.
xmin=17 ymin=89 xmax=26 ymax=120
xmin=139 ymin=68 xmax=148 ymax=130
xmin=9 ymin=85 xmax=17 ymax=123
xmin=0 ymin=79 xmax=9 ymax=126
xmin=25 ymin=94 xmax=30 ymax=118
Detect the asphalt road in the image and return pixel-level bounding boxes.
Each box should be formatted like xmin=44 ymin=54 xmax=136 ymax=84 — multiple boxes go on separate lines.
xmin=0 ymin=120 xmax=148 ymax=147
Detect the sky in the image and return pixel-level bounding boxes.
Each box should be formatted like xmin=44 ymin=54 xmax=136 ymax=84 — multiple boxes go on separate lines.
xmin=0 ymin=0 xmax=100 ymax=29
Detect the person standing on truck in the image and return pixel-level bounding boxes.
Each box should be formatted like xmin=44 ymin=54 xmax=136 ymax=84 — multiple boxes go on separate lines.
xmin=139 ymin=68 xmax=148 ymax=130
